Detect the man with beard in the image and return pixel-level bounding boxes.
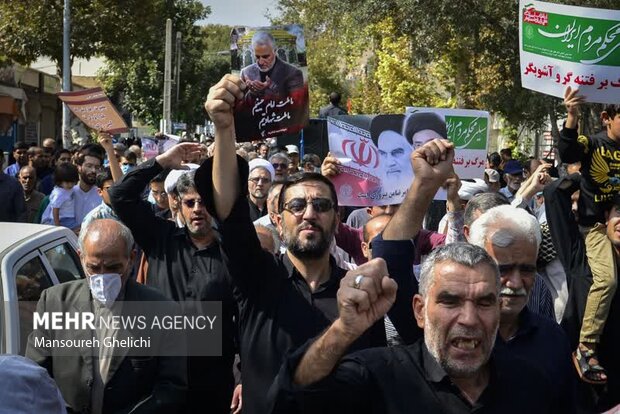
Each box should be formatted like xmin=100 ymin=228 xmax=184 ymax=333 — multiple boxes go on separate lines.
xmin=28 ymin=146 xmax=54 ymax=194
xmin=200 ymin=75 xmax=421 ymax=414
xmin=73 ymin=147 xmax=104 ymax=224
xmin=468 ymin=205 xmax=574 ymax=413
xmin=270 ymin=243 xmax=557 ymax=413
xmin=108 ymin=142 xmax=236 ymax=414
xmin=247 ymin=158 xmax=274 ymax=221
xmin=498 ymin=159 xmax=523 ymax=202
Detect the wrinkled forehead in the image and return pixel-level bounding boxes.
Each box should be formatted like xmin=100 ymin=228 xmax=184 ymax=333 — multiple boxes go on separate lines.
xmin=250 ymin=167 xmax=271 ymax=179
xmin=431 ymin=261 xmax=499 ymax=297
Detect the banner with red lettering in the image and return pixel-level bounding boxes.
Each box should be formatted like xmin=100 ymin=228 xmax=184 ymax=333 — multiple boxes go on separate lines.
xmin=519 ymin=0 xmax=620 ymax=103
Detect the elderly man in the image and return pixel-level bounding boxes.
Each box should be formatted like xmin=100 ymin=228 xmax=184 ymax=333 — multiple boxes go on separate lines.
xmin=468 ymin=205 xmax=575 ymax=413
xmin=271 ymin=244 xmax=556 ymax=413
xmin=18 ymin=165 xmax=45 ymax=223
xmin=247 ymin=158 xmax=274 ymax=221
xmin=26 ymin=219 xmax=187 ymax=413
xmin=42 ymin=137 xmax=57 ymax=155
xmin=109 ymin=143 xmax=236 ymax=414
xmin=269 ymin=152 xmax=290 ymax=182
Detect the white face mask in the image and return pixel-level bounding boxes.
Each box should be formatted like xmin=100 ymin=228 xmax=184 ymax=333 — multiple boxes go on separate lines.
xmin=88 ymin=273 xmax=122 ymax=307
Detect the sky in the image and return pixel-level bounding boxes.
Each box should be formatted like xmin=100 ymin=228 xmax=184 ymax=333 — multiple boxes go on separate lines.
xmin=200 ymin=0 xmax=279 ymax=27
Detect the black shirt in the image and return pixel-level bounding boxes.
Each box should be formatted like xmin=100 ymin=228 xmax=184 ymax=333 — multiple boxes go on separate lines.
xmin=248 ymin=197 xmax=267 ymax=221
xmin=558 ymin=126 xmax=620 ymax=226
xmin=494 ymin=308 xmax=575 ymax=413
xmin=196 ymin=156 xmax=388 ymax=414
xmin=271 ymin=340 xmax=559 ymax=414
xmin=108 ymin=158 xmax=236 ymax=414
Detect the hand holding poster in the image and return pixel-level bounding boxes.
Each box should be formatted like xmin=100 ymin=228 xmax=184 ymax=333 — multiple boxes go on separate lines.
xmin=58 ymin=88 xmax=128 ymax=134
xmin=230 ymin=25 xmax=309 ymax=141
xmin=328 ymin=110 xmax=490 ymax=206
xmin=519 ymin=0 xmax=620 ymax=104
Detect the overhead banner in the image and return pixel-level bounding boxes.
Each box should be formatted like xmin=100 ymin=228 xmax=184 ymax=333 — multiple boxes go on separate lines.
xmin=328 ymin=110 xmax=490 ymax=206
xmin=519 ymin=0 xmax=620 ymax=103
xmin=58 ymin=88 xmax=129 ymax=134
xmin=230 ymin=24 xmax=309 ymax=141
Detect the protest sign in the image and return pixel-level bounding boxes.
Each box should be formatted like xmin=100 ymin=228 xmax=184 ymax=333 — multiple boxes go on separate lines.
xmin=141 ymin=135 xmax=178 ymax=161
xmin=58 ymin=88 xmax=128 ymax=134
xmin=230 ymin=24 xmax=309 ymax=141
xmin=328 ymin=110 xmax=490 ymax=206
xmin=519 ymin=0 xmax=620 ymax=104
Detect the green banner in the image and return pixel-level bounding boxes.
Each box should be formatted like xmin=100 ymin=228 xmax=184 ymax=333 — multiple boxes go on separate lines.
xmin=446 ymin=116 xmax=488 ymax=150
xmin=522 ymin=6 xmax=620 ymax=67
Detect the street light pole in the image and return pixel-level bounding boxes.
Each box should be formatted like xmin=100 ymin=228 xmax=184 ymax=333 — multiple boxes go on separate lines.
xmin=62 ymin=0 xmax=72 ymax=149
xmin=163 ymin=19 xmax=172 ymax=134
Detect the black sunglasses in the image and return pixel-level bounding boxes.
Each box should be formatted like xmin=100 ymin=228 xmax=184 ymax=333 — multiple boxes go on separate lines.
xmin=182 ymin=199 xmax=205 ymax=208
xmin=272 ymin=163 xmax=287 ymax=170
xmin=283 ymin=197 xmax=334 ymax=216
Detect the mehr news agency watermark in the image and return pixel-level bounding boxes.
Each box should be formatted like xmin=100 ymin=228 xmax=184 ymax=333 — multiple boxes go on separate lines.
xmin=27 ymin=301 xmax=222 ymax=356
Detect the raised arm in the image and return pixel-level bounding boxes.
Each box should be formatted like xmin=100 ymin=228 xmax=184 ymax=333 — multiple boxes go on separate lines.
xmin=204 ymin=75 xmax=246 ymax=221
xmin=383 ymin=139 xmax=455 ymax=240
xmin=98 ymin=133 xmax=123 ymax=183
xmin=559 ymin=86 xmax=588 ymax=163
xmin=293 ymin=258 xmax=396 ymax=386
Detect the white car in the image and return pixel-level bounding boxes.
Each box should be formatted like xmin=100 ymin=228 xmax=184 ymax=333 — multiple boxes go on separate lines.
xmin=0 ymin=223 xmax=84 ymax=354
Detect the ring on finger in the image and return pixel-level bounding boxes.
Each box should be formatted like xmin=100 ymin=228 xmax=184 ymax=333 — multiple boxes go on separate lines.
xmin=353 ymin=274 xmax=364 ymax=289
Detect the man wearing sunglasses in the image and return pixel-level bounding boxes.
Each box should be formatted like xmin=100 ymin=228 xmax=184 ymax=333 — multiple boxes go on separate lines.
xmin=108 ymin=142 xmax=237 ymax=414
xmin=269 ymin=152 xmax=290 ymax=183
xmin=200 ymin=75 xmax=434 ymax=414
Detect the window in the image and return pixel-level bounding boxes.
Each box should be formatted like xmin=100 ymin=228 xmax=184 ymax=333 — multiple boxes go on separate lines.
xmin=15 ymin=255 xmax=53 ymax=354
xmin=44 ymin=243 xmax=84 ymax=283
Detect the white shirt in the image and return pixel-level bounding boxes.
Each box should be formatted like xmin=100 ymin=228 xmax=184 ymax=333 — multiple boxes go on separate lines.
xmin=41 ymin=187 xmax=75 ymax=224
xmin=73 ymin=184 xmax=102 ymax=223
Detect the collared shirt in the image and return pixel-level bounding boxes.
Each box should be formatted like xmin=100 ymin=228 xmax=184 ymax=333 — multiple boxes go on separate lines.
xmin=272 ymin=340 xmax=558 ymax=414
xmin=0 ymin=171 xmax=25 ymax=222
xmin=499 ymin=186 xmax=516 ymax=202
xmin=3 ymin=162 xmax=22 ymax=177
xmin=196 ymin=156 xmax=389 ymax=414
xmin=108 ymin=158 xmax=236 ymax=413
xmin=247 ymin=197 xmax=268 ymax=222
xmin=495 ymin=307 xmax=575 ymax=413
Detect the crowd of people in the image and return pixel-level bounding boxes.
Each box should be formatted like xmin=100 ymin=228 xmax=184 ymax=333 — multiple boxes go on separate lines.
xmin=0 ymin=75 xmax=619 ymax=413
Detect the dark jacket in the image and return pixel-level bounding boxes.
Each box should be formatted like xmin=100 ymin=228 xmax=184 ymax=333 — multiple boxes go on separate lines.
xmin=26 ymin=279 xmax=187 ymax=414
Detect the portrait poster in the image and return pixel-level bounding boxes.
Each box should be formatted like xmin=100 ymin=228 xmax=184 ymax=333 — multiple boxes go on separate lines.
xmin=58 ymin=88 xmax=128 ymax=134
xmin=230 ymin=24 xmax=309 ymax=141
xmin=328 ymin=110 xmax=490 ymax=206
xmin=141 ymin=136 xmax=178 ymax=161
xmin=519 ymin=0 xmax=620 ymax=104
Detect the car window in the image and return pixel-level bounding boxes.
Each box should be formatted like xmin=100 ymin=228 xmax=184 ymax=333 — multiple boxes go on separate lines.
xmin=15 ymin=255 xmax=54 ymax=355
xmin=44 ymin=243 xmax=84 ymax=283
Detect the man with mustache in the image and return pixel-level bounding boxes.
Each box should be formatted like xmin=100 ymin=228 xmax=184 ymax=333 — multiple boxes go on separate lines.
xmin=270 ymin=242 xmax=557 ymax=413
xmin=73 ymin=146 xmax=104 ymax=225
xmin=200 ymin=74 xmax=418 ymax=414
xmin=468 ymin=205 xmax=575 ymax=413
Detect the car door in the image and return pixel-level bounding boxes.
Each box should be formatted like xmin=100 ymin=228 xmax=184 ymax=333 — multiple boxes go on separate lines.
xmin=1 ymin=236 xmax=84 ymax=354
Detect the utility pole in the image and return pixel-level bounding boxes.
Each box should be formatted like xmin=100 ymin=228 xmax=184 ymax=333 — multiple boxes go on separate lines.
xmin=174 ymin=31 xmax=182 ymax=119
xmin=163 ymin=18 xmax=172 ymax=134
xmin=62 ymin=0 xmax=72 ymax=149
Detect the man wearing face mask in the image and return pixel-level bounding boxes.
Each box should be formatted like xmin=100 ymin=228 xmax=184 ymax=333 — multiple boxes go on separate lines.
xmin=26 ymin=219 xmax=187 ymax=413
xmin=108 ymin=143 xmax=236 ymax=414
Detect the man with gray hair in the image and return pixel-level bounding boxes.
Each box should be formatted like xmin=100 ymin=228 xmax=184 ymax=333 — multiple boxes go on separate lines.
xmin=468 ymin=205 xmax=575 ymax=413
xmin=270 ymin=243 xmax=557 ymax=413
xmin=240 ymin=31 xmax=304 ymax=99
xmin=269 ymin=152 xmax=291 ymax=182
xmin=26 ymin=219 xmax=187 ymax=413
xmin=108 ymin=143 xmax=237 ymax=413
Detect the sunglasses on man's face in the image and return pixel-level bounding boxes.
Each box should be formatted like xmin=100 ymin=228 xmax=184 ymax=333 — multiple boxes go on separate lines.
xmin=182 ymin=199 xmax=205 ymax=209
xmin=272 ymin=163 xmax=287 ymax=170
xmin=283 ymin=197 xmax=335 ymax=216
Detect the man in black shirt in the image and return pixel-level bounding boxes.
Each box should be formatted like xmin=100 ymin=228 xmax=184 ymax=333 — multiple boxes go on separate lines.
xmin=319 ymin=92 xmax=348 ymax=119
xmin=199 ymin=75 xmax=420 ymax=414
xmin=108 ymin=143 xmax=236 ymax=414
xmin=247 ymin=158 xmax=274 ymax=221
xmin=272 ymin=242 xmax=557 ymax=414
